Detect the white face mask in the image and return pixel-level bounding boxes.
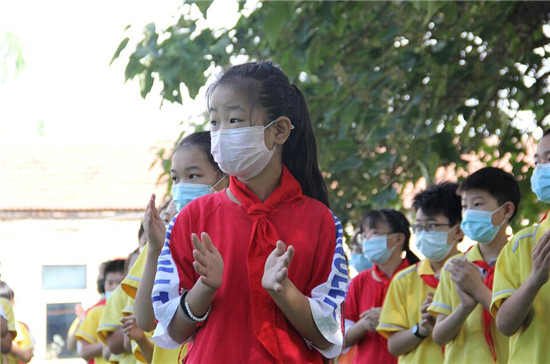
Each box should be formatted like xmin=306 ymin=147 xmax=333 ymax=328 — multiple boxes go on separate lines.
xmin=210 ymin=120 xmax=277 ymax=180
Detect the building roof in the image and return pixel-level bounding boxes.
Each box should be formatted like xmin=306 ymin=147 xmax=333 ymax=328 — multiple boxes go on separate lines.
xmin=0 ymin=139 xmax=171 ymax=215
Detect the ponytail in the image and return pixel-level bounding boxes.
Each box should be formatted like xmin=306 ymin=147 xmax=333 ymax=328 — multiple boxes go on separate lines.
xmin=207 ymin=61 xmax=330 ymax=207
xmin=360 ymin=209 xmax=420 ymax=265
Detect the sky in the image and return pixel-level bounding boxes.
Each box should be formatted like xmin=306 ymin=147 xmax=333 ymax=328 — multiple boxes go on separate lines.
xmin=0 ymin=0 xmax=241 ymax=145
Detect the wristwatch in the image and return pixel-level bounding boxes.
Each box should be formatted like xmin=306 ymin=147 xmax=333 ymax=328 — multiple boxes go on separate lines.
xmin=412 ymin=323 xmax=428 ymax=339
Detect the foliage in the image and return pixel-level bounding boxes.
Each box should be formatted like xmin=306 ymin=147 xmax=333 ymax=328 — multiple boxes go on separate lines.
xmin=0 ymin=31 xmax=26 ymax=83
xmin=113 ymin=0 xmax=550 ymax=231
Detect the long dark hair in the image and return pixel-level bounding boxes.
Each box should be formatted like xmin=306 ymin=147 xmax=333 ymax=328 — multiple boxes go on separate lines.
xmin=206 ymin=61 xmax=330 ymax=207
xmin=359 ymin=208 xmax=420 ymax=265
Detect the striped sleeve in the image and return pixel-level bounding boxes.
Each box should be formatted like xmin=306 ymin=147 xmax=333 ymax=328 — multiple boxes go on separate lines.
xmin=306 ymin=213 xmax=348 ymax=358
xmin=151 ymin=213 xmax=188 ymax=349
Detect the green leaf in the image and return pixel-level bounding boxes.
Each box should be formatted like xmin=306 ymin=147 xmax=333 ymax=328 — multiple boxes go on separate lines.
xmin=110 ymin=37 xmax=129 ymax=65
xmin=194 ymin=0 xmax=212 ymax=17
xmin=263 ymin=2 xmax=295 ymax=48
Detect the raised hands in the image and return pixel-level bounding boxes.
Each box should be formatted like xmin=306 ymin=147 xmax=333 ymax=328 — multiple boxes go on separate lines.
xmin=420 ymin=292 xmax=436 ymax=334
xmin=120 ymin=315 xmax=145 ymax=341
xmin=143 ymin=194 xmax=167 ymax=252
xmin=191 ymin=233 xmax=224 ymax=291
xmin=447 ymin=258 xmax=484 ymax=307
xmin=531 ymin=230 xmax=550 ymax=288
xmin=262 ymin=240 xmax=294 ymax=293
xmin=359 ymin=307 xmax=382 ymax=332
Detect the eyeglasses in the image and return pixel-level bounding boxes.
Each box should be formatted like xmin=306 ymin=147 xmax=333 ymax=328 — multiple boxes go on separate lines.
xmin=411 ymin=223 xmax=452 ymax=234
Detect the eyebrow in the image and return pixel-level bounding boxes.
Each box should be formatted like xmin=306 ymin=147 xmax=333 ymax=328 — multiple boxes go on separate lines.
xmin=208 ymin=104 xmax=247 ymax=113
xmin=170 ymin=166 xmax=201 ymax=173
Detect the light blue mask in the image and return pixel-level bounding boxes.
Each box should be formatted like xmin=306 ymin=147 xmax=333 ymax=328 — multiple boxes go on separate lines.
xmin=415 ymin=230 xmax=452 ymax=261
xmin=362 ymin=235 xmax=395 ymax=265
xmin=349 ymin=253 xmax=373 ymax=273
xmin=461 ymin=208 xmax=503 ymax=244
xmin=531 ymin=163 xmax=550 ymax=203
xmin=171 ymin=183 xmax=212 ymax=212
xmin=105 ymin=291 xmax=113 ymax=301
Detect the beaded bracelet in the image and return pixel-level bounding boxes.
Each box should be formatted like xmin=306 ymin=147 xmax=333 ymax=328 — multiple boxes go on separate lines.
xmin=179 ymin=291 xmax=211 ymax=323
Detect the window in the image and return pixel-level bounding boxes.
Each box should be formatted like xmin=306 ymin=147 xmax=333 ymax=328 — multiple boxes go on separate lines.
xmin=42 ymin=265 xmax=87 ymax=290
xmin=46 ymin=303 xmax=79 ymax=359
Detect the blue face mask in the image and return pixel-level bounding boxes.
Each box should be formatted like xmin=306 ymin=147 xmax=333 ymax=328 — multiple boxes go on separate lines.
xmin=461 ymin=207 xmax=504 ymax=244
xmin=415 ymin=230 xmax=452 ymax=262
xmin=362 ymin=235 xmax=395 ymax=265
xmin=171 ymin=183 xmax=212 ymax=212
xmin=349 ymin=253 xmax=373 ymax=273
xmin=531 ymin=163 xmax=550 ymax=203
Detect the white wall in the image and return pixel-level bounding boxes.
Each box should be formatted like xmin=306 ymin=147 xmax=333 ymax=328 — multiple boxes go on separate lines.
xmin=0 ymin=215 xmax=141 ymax=363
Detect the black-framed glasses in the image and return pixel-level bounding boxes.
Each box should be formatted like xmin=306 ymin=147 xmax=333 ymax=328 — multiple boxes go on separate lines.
xmin=411 ymin=223 xmax=452 ymax=234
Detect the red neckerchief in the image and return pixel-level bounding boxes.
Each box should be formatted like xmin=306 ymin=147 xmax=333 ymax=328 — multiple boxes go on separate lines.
xmin=540 ymin=211 xmax=549 ymax=223
xmin=372 ymin=259 xmax=410 ymax=306
xmin=85 ymin=297 xmax=106 ymax=314
xmin=417 ymin=262 xmax=439 ymax=288
xmin=472 ymin=258 xmax=497 ymax=362
xmin=229 ymin=165 xmax=304 ymax=363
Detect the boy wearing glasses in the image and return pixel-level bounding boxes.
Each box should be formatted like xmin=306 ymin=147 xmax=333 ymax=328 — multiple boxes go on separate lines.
xmin=377 ymin=182 xmax=463 ymax=363
xmin=429 ymin=167 xmax=519 ymax=363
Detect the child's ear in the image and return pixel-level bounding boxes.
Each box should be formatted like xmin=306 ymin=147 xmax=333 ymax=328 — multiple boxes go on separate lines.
xmin=504 ymin=201 xmax=515 ymax=221
xmin=453 ymin=225 xmax=465 ymax=244
xmin=272 ymin=117 xmax=293 ymax=145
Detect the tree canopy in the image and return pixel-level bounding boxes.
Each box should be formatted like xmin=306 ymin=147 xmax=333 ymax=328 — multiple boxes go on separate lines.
xmin=113 ymin=1 xmax=550 ymax=231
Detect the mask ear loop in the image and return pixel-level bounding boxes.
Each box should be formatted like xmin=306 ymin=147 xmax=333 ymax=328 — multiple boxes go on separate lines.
xmin=210 ymin=173 xmax=228 ymax=192
xmin=491 ymin=203 xmax=509 ymax=228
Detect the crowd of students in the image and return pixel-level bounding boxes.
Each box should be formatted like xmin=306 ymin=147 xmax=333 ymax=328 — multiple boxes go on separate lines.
xmin=1 ymin=60 xmax=550 ymax=363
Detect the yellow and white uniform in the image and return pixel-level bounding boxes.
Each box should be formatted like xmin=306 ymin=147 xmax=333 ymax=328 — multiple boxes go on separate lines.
xmin=5 ymin=321 xmax=34 ymax=364
xmin=76 ymin=304 xmax=109 ymax=364
xmin=491 ymin=223 xmax=550 ymax=363
xmin=429 ymin=245 xmax=509 ymax=363
xmin=120 ymin=244 xmax=183 ymax=364
xmin=376 ymin=259 xmax=443 ymax=364
xmin=121 ymin=245 xmax=148 ymax=299
xmin=98 ymin=286 xmax=136 ymax=364
xmin=0 ymin=298 xmax=16 ymax=364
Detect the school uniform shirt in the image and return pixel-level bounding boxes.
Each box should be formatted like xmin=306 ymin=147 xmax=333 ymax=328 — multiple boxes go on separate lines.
xmin=344 ymin=260 xmax=409 ymax=364
xmin=97 ymin=286 xmax=136 ymax=364
xmin=376 ymin=259 xmax=443 ymax=364
xmin=429 ymin=244 xmax=509 ymax=364
xmin=490 ymin=223 xmax=550 ymax=363
xmin=151 ymin=166 xmax=347 ymax=363
xmin=119 ymin=243 xmax=185 ymax=364
xmin=0 ymin=299 xmax=16 ymax=364
xmin=0 ymin=298 xmax=15 ymax=336
xmin=76 ymin=303 xmax=109 ymax=364
xmin=5 ymin=321 xmax=34 ymax=364
xmin=121 ymin=245 xmax=148 ymax=299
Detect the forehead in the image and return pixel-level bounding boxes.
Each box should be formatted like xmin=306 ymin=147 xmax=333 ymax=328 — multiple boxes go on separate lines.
xmin=361 ymin=218 xmax=390 ymax=231
xmin=209 ymin=84 xmax=253 ymax=113
xmin=171 ymin=146 xmax=210 ymax=171
xmin=415 ymin=208 xmax=449 ymax=222
xmin=460 ymin=188 xmax=496 ymax=201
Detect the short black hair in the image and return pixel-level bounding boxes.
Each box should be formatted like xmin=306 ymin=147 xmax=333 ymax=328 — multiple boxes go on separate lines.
xmin=103 ymin=259 xmax=126 ymax=277
xmin=543 ymin=128 xmax=550 ymax=137
xmin=412 ymin=182 xmax=462 ymax=226
xmin=0 ymin=280 xmax=14 ymax=301
xmin=457 ymin=167 xmax=521 ymax=221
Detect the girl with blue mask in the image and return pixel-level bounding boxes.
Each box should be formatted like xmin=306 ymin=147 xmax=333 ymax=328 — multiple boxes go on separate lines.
xmin=344 ymin=209 xmax=419 ymax=363
xmin=134 ymin=131 xmax=227 ymax=362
